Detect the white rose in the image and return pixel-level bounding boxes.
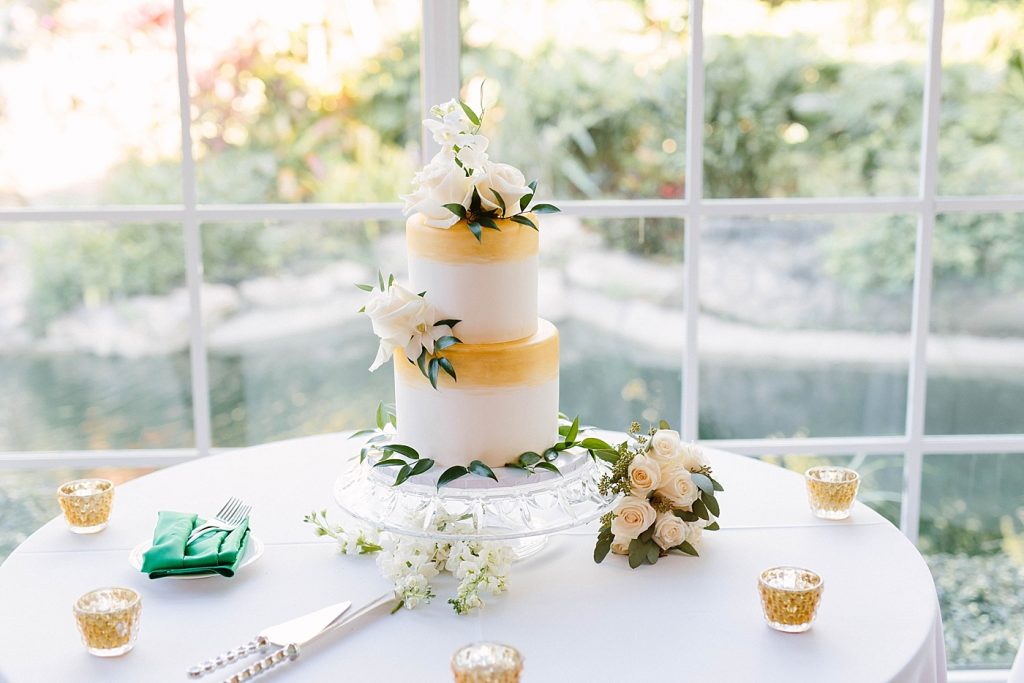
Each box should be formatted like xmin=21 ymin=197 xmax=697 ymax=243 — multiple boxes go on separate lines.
xmin=363 ymin=284 xmax=448 ymax=370
xmin=627 ymin=454 xmax=661 ymax=496
xmin=648 ymin=429 xmax=681 ymax=463
xmin=678 ymin=442 xmax=709 ymax=472
xmin=611 ymin=535 xmax=631 ymax=555
xmin=656 ymin=466 xmax=700 ymax=508
xmin=610 ymin=495 xmax=657 ymax=541
xmin=474 ymin=161 xmax=531 ymax=217
xmin=401 ymin=156 xmax=475 ymax=229
xmin=686 ymin=524 xmax=703 ymax=551
xmin=652 ymin=511 xmax=687 ymax=550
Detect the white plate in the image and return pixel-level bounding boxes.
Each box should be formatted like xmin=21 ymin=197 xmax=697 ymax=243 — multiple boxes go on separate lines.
xmin=129 ymin=533 xmax=265 ymax=579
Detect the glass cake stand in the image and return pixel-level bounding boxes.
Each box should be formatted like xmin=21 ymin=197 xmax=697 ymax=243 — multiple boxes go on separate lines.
xmin=333 ymin=446 xmax=616 ymax=559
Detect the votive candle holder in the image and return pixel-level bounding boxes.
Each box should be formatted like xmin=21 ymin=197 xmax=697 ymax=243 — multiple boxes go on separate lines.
xmin=804 ymin=466 xmax=859 ymax=520
xmin=758 ymin=566 xmax=823 ymax=633
xmin=73 ymin=587 xmax=142 ymax=656
xmin=452 ymin=642 xmax=523 ymax=683
xmin=58 ymin=478 xmax=114 ymax=533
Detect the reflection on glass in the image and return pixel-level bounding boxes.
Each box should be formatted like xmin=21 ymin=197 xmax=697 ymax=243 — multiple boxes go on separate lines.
xmin=0 ymin=0 xmax=181 ymax=206
xmin=920 ymin=453 xmax=1024 ymax=669
xmin=926 ymin=213 xmax=1024 ymax=435
xmin=462 ymin=0 xmax=687 ymax=199
xmin=186 ymin=0 xmax=421 ymax=203
xmin=699 ymin=215 xmax=915 ymax=439
xmin=757 ymin=453 xmax=902 ymax=526
xmin=0 ymin=224 xmax=193 ymax=451
xmin=939 ymin=0 xmax=1024 ymax=195
xmin=704 ymin=0 xmax=926 ymax=198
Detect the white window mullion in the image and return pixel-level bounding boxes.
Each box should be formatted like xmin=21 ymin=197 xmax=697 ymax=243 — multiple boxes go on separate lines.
xmin=174 ymin=0 xmax=213 ymax=457
xmin=682 ymin=0 xmax=705 ymax=441
xmin=420 ymin=0 xmax=461 ymax=161
xmin=900 ymin=0 xmax=945 ymax=544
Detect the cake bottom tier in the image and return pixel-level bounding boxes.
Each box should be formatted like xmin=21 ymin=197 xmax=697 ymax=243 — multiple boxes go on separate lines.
xmin=393 ymin=319 xmax=560 ymax=469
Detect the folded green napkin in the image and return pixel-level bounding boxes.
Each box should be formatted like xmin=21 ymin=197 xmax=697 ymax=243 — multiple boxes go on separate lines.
xmin=141 ymin=511 xmax=251 ymax=579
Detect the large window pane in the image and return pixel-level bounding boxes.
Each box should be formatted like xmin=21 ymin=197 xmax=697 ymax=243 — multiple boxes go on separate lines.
xmin=0 ymin=224 xmax=193 ymax=450
xmin=187 ymin=0 xmax=420 ymax=203
xmin=921 ymin=453 xmax=1024 ymax=669
xmin=699 ymin=215 xmax=914 ymax=439
xmin=549 ymin=217 xmax=684 ymax=429
xmin=704 ymin=0 xmax=927 ymax=198
xmin=926 ymin=213 xmax=1024 ymax=435
xmin=461 ymin=0 xmax=687 ymax=200
xmin=757 ymin=452 xmax=903 ymax=525
xmin=939 ymin=0 xmax=1024 ymax=195
xmin=0 ymin=0 xmax=181 ymax=206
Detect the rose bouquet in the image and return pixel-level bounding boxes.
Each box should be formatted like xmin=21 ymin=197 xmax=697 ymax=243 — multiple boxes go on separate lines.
xmin=594 ymin=422 xmax=724 ymax=568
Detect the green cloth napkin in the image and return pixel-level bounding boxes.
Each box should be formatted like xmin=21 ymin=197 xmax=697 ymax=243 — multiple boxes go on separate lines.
xmin=140 ymin=511 xmax=251 ymax=579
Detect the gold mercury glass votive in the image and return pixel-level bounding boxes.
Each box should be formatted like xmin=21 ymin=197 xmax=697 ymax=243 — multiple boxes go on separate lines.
xmin=758 ymin=566 xmax=824 ymax=633
xmin=804 ymin=466 xmax=860 ymax=520
xmin=452 ymin=642 xmax=523 ymax=683
xmin=73 ymin=587 xmax=142 ymax=657
xmin=57 ymin=478 xmax=114 ymax=533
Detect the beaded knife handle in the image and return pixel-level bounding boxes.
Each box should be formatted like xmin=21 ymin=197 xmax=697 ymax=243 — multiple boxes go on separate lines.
xmin=186 ymin=635 xmax=271 ymax=679
xmin=218 ymin=644 xmax=300 ymax=683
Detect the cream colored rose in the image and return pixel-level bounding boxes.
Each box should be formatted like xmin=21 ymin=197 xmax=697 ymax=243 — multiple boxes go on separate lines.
xmin=627 ymin=454 xmax=661 ymax=496
xmin=611 ymin=535 xmax=631 ymax=555
xmin=401 ymin=154 xmax=475 ymax=229
xmin=363 ymin=284 xmax=447 ymax=371
xmin=648 ymin=429 xmax=681 ymax=463
xmin=652 ymin=511 xmax=687 ymax=550
xmin=610 ymin=495 xmax=656 ymax=541
xmin=656 ymin=466 xmax=700 ymax=508
xmin=685 ymin=524 xmax=703 ymax=551
xmin=475 ymin=161 xmax=531 ymax=217
xmin=678 ymin=442 xmax=709 ymax=472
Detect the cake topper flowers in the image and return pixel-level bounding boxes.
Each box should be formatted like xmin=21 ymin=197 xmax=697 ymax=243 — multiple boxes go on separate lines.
xmin=401 ymin=97 xmax=561 ymax=241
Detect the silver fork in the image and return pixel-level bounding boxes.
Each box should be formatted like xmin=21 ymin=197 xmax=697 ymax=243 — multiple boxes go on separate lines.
xmin=187 ymin=497 xmax=251 ymax=545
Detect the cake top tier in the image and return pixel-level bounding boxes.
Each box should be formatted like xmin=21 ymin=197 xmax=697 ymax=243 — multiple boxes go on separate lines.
xmin=406 ymin=212 xmax=538 ymax=264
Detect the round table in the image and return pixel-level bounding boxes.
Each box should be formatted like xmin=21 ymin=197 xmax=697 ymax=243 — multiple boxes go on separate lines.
xmin=0 ymin=433 xmax=946 ymax=682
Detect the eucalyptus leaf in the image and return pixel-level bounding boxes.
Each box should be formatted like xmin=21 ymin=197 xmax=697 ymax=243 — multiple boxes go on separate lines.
xmin=383 ymin=444 xmax=420 ymax=460
xmin=692 ymin=498 xmax=710 ymax=520
xmin=646 ymin=544 xmax=660 ymax=565
xmin=676 ymin=540 xmax=699 ymax=557
xmin=594 ymin=536 xmax=612 ymax=563
xmin=710 ymin=476 xmax=725 ymax=492
xmin=691 ymin=472 xmax=714 ymax=495
xmin=535 ymin=461 xmax=562 ymax=476
xmin=702 ymin=490 xmax=721 ymax=517
xmin=628 ymin=539 xmax=647 ymax=569
xmin=531 ymin=203 xmax=561 ymax=214
xmin=704 ymin=521 xmax=721 ymax=531
xmin=639 ymin=525 xmax=655 ymax=543
xmin=393 ymin=464 xmax=413 ymax=487
xmin=468 ymin=460 xmax=498 ymax=482
xmin=673 ymin=510 xmax=700 ymax=522
xmin=437 ymin=465 xmax=469 ymax=490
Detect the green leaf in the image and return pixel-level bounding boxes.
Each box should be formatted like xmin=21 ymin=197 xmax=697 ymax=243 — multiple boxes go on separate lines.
xmin=675 ymin=541 xmax=699 ymax=557
xmin=417 ymin=348 xmax=429 ymax=378
xmin=435 ymin=319 xmax=461 ymax=329
xmin=469 ymin=187 xmax=483 ymax=214
xmin=519 ymin=180 xmax=538 ymax=212
xmin=553 ymin=441 xmax=572 ymax=452
xmin=673 ymin=509 xmax=700 ymax=522
xmin=409 ymin=458 xmax=434 ymax=477
xmin=566 ymin=415 xmax=580 ymax=444
xmin=535 ymin=461 xmax=562 ymax=476
xmin=382 ymin=444 xmax=420 ymax=460
xmin=375 ymin=402 xmax=386 ymax=430
xmin=639 ymin=525 xmax=656 ymax=544
xmin=646 ymin=544 xmax=660 ymax=565
xmin=388 ymin=273 xmax=395 ymax=287
xmin=593 ymin=449 xmax=620 ymax=464
xmin=692 ymin=498 xmax=710 ymax=520
xmin=702 ymin=490 xmax=721 ymax=517
xmin=710 ymin=476 xmax=724 ymax=492
xmin=349 ymin=429 xmax=378 ymax=440
xmin=384 ymin=403 xmax=397 ymax=428
xmin=704 ymin=521 xmax=721 ymax=531
xmin=519 ymin=452 xmax=542 ymax=467
xmin=435 ymin=335 xmax=461 ymax=350
xmin=366 ymin=434 xmax=390 ymax=444
xmin=438 ymin=357 xmax=457 ymax=381
xmin=443 ymin=203 xmax=467 ymax=218
xmin=510 ymin=214 xmax=537 ymax=230
xmin=477 ymin=215 xmax=500 ymax=230
xmin=691 ymin=472 xmax=714 ymax=495
xmin=531 ymin=203 xmax=560 ymax=214
xmin=393 ymin=464 xmax=413 ymax=487
xmin=428 ymin=358 xmax=440 ymax=389
xmin=467 ymin=221 xmax=483 ymax=242
xmin=459 ymin=100 xmax=481 ymax=126
xmin=378 ymin=270 xmax=386 ymax=290
xmin=373 ymin=458 xmax=407 ymax=468
xmin=355 ymin=283 xmax=374 ymax=292
xmin=468 ymin=460 xmax=498 ymax=482
xmin=557 ymin=424 xmax=571 ymax=437
xmin=543 ymin=447 xmax=559 ymax=462
xmin=437 ymin=465 xmax=469 ymax=490
xmin=580 ymin=437 xmax=612 ymax=450
xmin=628 ymin=538 xmax=647 ymax=569
xmin=659 ymin=420 xmax=671 ymax=430
xmin=594 ymin=536 xmax=612 ymax=563
xmin=489 ymin=189 xmax=507 ymax=216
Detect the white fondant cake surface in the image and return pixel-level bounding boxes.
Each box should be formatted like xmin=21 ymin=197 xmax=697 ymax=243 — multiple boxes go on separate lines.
xmin=408 ymin=254 xmax=538 ymax=344
xmin=394 ymin=374 xmax=559 ymax=469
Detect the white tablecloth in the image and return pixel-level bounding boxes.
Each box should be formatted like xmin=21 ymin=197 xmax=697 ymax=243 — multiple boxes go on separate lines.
xmin=0 ymin=433 xmax=947 ymax=682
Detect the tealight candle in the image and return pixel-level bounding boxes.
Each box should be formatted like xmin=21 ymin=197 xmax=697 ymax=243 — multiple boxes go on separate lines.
xmin=73 ymin=587 xmax=142 ymax=656
xmin=758 ymin=566 xmax=823 ymax=633
xmin=452 ymin=642 xmax=523 ymax=683
xmin=57 ymin=478 xmax=114 ymax=533
xmin=804 ymin=466 xmax=859 ymax=520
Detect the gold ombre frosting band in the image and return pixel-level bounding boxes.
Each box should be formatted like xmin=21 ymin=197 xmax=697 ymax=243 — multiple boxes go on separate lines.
xmin=406 ymin=213 xmax=539 ymax=263
xmin=396 ymin=319 xmax=559 ymax=389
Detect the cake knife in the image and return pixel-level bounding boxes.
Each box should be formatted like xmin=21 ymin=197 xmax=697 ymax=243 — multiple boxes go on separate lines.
xmin=186 ymin=590 xmax=398 ymax=681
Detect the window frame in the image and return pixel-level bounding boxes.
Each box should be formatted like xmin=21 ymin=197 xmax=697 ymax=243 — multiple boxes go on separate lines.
xmin=0 ymin=2 xmax=1023 ymax=675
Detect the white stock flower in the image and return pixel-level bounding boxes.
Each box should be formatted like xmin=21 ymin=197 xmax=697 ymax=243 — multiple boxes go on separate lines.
xmin=611 ymin=535 xmax=631 ymax=555
xmin=610 ymin=495 xmax=657 ymax=541
xmin=648 ymin=429 xmax=681 ymax=463
xmin=652 ymin=511 xmax=687 ymax=550
xmin=627 ymin=453 xmax=661 ymax=496
xmin=362 ymin=283 xmax=447 ymax=371
xmin=455 ymin=134 xmax=489 ymax=170
xmin=678 ymin=442 xmax=709 ymax=472
xmin=656 ymin=466 xmax=700 ymax=508
xmin=474 ymin=161 xmax=531 ymax=217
